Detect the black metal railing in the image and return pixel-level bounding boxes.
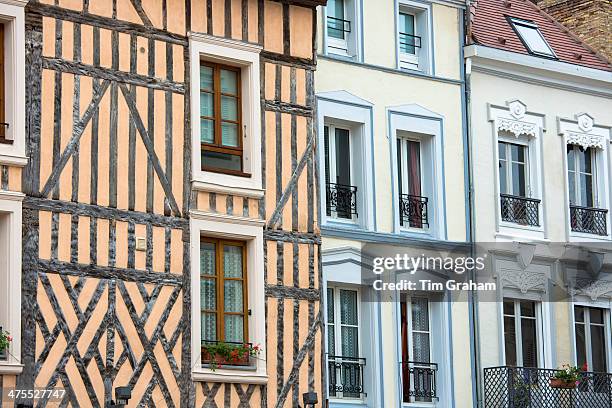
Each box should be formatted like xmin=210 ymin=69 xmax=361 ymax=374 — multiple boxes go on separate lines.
xmin=484 ymin=366 xmax=612 ymax=407
xmin=399 ymin=194 xmax=429 ymax=228
xmin=326 ymin=183 xmax=358 ymax=219
xmin=328 ymin=355 xmax=366 ymax=399
xmin=399 ymin=32 xmax=422 ymax=52
xmin=570 ymin=205 xmax=608 ymax=236
xmin=401 ymin=361 xmax=438 ymax=403
xmin=500 ymin=194 xmax=540 ymax=226
xmin=327 ymin=16 xmax=351 ymax=36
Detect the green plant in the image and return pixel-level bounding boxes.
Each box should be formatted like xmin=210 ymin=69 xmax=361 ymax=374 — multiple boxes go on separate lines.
xmin=202 ymin=342 xmax=261 ymax=371
xmin=553 ymin=364 xmax=587 ymax=382
xmin=0 ymin=329 xmax=12 ymax=353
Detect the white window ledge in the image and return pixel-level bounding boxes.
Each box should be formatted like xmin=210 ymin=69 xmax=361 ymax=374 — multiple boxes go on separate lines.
xmin=0 ymin=362 xmax=23 ymax=375
xmin=191 ymin=180 xmax=264 ymax=199
xmin=192 ymin=370 xmax=268 ymax=385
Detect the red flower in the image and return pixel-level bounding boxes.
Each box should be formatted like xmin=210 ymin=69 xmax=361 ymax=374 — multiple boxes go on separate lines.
xmin=6 ymin=336 xmax=12 ymax=342
xmin=582 ymin=363 xmax=588 ymax=372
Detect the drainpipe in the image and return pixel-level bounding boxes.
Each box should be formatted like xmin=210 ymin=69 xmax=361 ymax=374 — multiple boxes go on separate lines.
xmin=460 ymin=4 xmax=482 ymax=408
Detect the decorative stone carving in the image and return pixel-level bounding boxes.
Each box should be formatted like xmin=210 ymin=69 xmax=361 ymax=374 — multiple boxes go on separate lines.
xmin=577 ymin=113 xmax=594 ymax=133
xmin=508 ymin=100 xmax=526 ymax=120
xmin=566 ymin=132 xmax=604 ymax=149
xmin=498 ymin=118 xmax=537 ymax=138
xmin=500 ymin=268 xmax=547 ymax=293
xmin=571 ymin=279 xmax=612 ymax=301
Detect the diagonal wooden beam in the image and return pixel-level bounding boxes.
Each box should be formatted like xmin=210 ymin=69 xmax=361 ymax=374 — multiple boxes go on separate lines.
xmin=267 ymin=125 xmax=316 ymax=229
xmin=274 ymin=313 xmax=322 ymax=408
xmin=40 ymin=80 xmax=111 ymax=198
xmin=118 ymin=83 xmax=181 ymax=216
xmin=130 ymin=0 xmax=154 ymax=27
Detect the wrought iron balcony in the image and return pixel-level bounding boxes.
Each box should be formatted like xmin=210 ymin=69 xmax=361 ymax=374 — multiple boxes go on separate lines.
xmin=327 ymin=16 xmax=351 ymax=36
xmin=399 ymin=194 xmax=429 ymax=228
xmin=327 ymin=355 xmax=366 ymax=399
xmin=500 ymin=194 xmax=540 ymax=226
xmin=401 ymin=361 xmax=438 ymax=403
xmin=326 ymin=183 xmax=358 ymax=219
xmin=570 ymin=205 xmax=608 ymax=236
xmin=484 ymin=366 xmax=612 ymax=407
xmin=399 ymin=32 xmax=422 ymax=51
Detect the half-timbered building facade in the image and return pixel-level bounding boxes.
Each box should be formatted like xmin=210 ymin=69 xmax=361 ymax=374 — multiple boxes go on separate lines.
xmin=0 ymin=0 xmax=326 ymax=407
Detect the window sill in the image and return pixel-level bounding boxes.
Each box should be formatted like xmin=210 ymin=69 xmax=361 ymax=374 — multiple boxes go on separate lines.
xmin=569 ymin=232 xmax=611 ymax=242
xmin=0 ymin=362 xmax=23 ymax=375
xmin=192 ymin=179 xmax=264 ymax=199
xmin=192 ymin=369 xmax=268 ymax=384
xmin=0 ymin=152 xmax=28 ymax=167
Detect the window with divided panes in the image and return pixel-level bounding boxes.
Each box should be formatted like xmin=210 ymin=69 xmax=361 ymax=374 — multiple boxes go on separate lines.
xmin=503 ymin=299 xmax=539 ymax=368
xmin=200 ymin=239 xmax=248 ymax=346
xmin=575 ymin=306 xmax=608 ymax=374
xmin=199 ymin=62 xmax=244 ymax=174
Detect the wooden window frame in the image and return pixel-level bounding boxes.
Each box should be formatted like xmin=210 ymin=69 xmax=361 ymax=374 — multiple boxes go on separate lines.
xmin=0 ymin=22 xmax=8 ymax=145
xmin=200 ymin=61 xmax=245 ymax=176
xmin=200 ymin=238 xmax=249 ymax=347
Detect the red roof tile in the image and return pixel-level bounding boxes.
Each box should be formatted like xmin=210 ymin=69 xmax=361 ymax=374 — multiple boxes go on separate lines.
xmin=469 ymin=0 xmax=611 ymax=72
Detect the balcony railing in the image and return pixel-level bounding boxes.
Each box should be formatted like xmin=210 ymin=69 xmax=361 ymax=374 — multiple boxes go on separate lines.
xmin=570 ymin=205 xmax=608 ymax=236
xmin=399 ymin=32 xmax=422 ymax=52
xmin=399 ymin=194 xmax=428 ymax=228
xmin=328 ymin=355 xmax=366 ymax=399
xmin=484 ymin=366 xmax=612 ymax=408
xmin=500 ymin=194 xmax=540 ymax=226
xmin=401 ymin=361 xmax=438 ymax=403
xmin=326 ymin=183 xmax=358 ymax=219
xmin=327 ymin=16 xmax=351 ymax=36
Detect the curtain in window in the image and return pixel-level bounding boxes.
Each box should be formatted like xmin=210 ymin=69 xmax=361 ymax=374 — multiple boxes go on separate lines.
xmin=224 ymin=245 xmax=244 ymax=343
xmin=340 ymin=290 xmax=358 ymax=358
xmin=201 ymin=242 xmax=217 ymax=342
xmin=200 ymin=66 xmax=214 ymax=143
xmin=327 ymin=288 xmax=336 ymax=356
xmin=407 ymin=141 xmax=422 ymax=228
xmin=411 ymin=298 xmax=430 ymax=363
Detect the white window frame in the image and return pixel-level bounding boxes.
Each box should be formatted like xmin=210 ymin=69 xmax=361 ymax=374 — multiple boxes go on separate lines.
xmin=190 ymin=211 xmax=266 ymax=383
xmin=0 ymin=0 xmax=27 ymax=167
xmin=323 ymin=0 xmax=362 ymax=60
xmin=326 ymin=285 xmax=363 ymax=401
xmin=501 ymin=298 xmax=543 ymax=368
xmin=389 ymin=105 xmax=445 ymax=239
xmin=559 ymin=114 xmax=611 ymax=241
xmin=498 ymin=140 xmax=531 ymax=198
xmin=397 ymin=136 xmax=429 ymax=232
xmin=570 ymin=299 xmax=612 ymax=373
xmin=489 ymin=101 xmax=545 ymax=240
xmin=567 ymin=145 xmax=598 ymax=207
xmin=396 ymin=1 xmax=432 ymax=74
xmin=0 ymin=190 xmax=23 ymax=374
xmin=317 ymin=91 xmax=375 ymax=231
xmin=572 ymin=305 xmax=611 ymax=373
xmin=324 ymin=123 xmax=358 ymax=223
xmin=190 ymin=34 xmax=263 ymax=199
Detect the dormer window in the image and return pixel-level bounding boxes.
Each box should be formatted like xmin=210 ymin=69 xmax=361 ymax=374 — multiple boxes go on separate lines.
xmin=509 ymin=18 xmax=556 ymax=58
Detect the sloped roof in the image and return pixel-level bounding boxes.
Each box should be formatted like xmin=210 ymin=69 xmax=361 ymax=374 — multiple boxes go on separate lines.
xmin=469 ymin=0 xmax=611 ymax=71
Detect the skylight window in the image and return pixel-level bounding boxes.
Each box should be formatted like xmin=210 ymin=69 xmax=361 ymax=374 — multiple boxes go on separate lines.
xmin=509 ymin=18 xmax=556 ymax=58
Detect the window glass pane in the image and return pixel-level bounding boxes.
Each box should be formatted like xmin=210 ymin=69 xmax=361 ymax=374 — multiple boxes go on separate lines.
xmin=327 ymin=0 xmax=346 ymax=40
xmin=512 ymin=162 xmax=526 ymax=197
xmin=201 ymin=278 xmax=216 ymax=310
xmin=324 ymin=126 xmax=331 ymax=186
xmin=568 ymin=170 xmax=577 ymax=205
xmin=329 ymin=0 xmax=344 ymax=19
xmin=201 ymin=242 xmax=216 ymax=275
xmin=200 ymin=65 xmax=213 ymax=91
xmin=567 ymin=145 xmax=575 ymax=171
xmin=574 ymin=306 xmax=585 ymax=322
xmin=224 ymin=280 xmax=243 ymax=313
xmin=200 ymin=92 xmax=214 ymax=117
xmin=399 ymin=13 xmax=416 ymax=54
xmin=412 ymin=332 xmax=430 ymax=363
xmin=221 ymin=123 xmax=239 ymax=147
xmin=327 ymin=324 xmax=336 ymax=356
xmin=575 ymin=322 xmax=587 ymax=367
xmin=334 ymin=128 xmax=351 ymax=186
xmin=224 ymin=315 xmax=244 ymax=343
xmin=341 ymin=326 xmax=358 ymax=357
xmin=590 ymin=308 xmax=604 ymax=324
xmin=221 ymin=95 xmax=238 ymax=121
xmin=520 ymin=301 xmax=536 ymax=318
xmin=202 ymin=313 xmax=217 ymax=342
xmin=339 ymin=290 xmax=358 ymax=325
xmin=201 ymin=119 xmax=214 ymax=144
xmin=510 ymin=144 xmax=525 ymax=163
xmin=521 ymin=318 xmax=538 ymax=367
xmin=411 ymin=297 xmax=429 ymax=332
xmin=590 ymin=324 xmax=607 ymax=372
xmin=327 ymin=288 xmax=335 ymax=324
xmin=406 ymin=141 xmax=421 ymax=196
xmin=580 ymin=174 xmax=594 ymax=207
xmin=579 ymin=148 xmax=593 ymax=173
xmin=202 ymin=150 xmax=242 ymax=172
xmin=223 ymin=245 xmax=243 ymax=278
xmin=220 ymin=69 xmax=238 ymax=94
xmin=499 ymin=142 xmax=507 ymax=160
xmin=513 ymin=23 xmax=555 ymax=56
xmin=499 ymin=160 xmax=508 ymax=194
xmin=504 ymin=316 xmax=517 ymax=366
xmin=503 ymin=301 xmax=514 ymax=316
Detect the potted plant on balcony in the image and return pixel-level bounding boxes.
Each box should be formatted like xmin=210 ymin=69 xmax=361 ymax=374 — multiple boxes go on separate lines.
xmin=0 ymin=328 xmax=12 ymax=359
xmin=201 ymin=342 xmax=261 ymax=371
xmin=550 ymin=364 xmax=586 ymax=389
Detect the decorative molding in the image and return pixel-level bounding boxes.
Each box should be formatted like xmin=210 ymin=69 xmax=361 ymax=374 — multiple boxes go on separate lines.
xmin=570 ymin=279 xmax=612 ymax=301
xmin=576 ymin=113 xmax=594 ymax=133
xmin=499 ymin=267 xmax=547 ymax=293
xmin=508 ymin=100 xmax=526 ymax=120
xmin=189 ymin=209 xmax=265 ymax=227
xmin=566 ymin=132 xmax=605 ymax=150
xmin=497 ymin=117 xmax=537 ymax=138
xmin=189 ymin=32 xmax=263 ymax=54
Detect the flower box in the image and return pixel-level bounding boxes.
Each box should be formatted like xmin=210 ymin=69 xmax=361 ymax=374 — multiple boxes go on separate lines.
xmin=201 ymin=349 xmax=250 ymax=367
xmin=200 ymin=341 xmax=261 ymax=370
xmin=550 ymin=378 xmax=577 ymax=389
